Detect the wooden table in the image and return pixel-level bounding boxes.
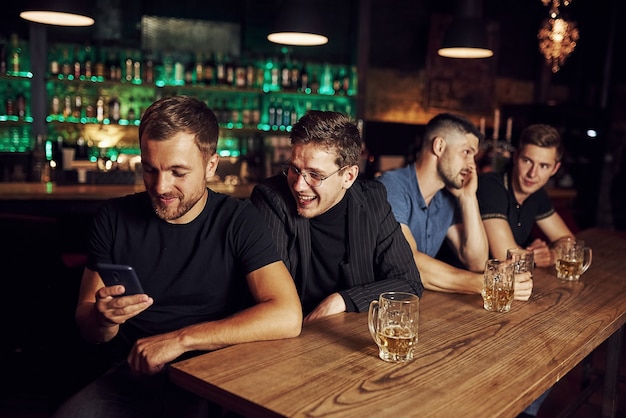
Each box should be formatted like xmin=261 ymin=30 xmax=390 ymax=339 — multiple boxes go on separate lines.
xmin=170 ymin=228 xmax=626 ymax=418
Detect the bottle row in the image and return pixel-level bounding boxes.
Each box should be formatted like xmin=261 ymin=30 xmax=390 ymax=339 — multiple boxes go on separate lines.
xmin=46 ymin=90 xmax=354 ymax=131
xmin=1 ymin=33 xmax=358 ymax=96
xmin=1 ymin=78 xmax=32 ymax=120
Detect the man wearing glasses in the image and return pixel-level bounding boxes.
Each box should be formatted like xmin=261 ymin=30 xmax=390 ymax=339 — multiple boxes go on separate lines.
xmin=251 ymin=110 xmax=423 ymax=324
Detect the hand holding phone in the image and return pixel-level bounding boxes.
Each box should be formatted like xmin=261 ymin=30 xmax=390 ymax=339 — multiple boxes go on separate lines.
xmin=96 ymin=263 xmax=145 ymax=296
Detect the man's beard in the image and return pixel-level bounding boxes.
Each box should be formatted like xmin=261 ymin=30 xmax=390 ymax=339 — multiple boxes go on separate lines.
xmin=150 ymin=190 xmax=204 ymax=221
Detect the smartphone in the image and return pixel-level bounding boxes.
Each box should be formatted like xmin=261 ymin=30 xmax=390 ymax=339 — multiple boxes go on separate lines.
xmin=96 ymin=263 xmax=145 ymax=296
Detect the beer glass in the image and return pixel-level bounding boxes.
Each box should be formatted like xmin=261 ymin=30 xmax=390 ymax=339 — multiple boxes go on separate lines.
xmin=368 ymin=292 xmax=419 ymax=363
xmin=482 ymin=259 xmax=515 ymax=313
xmin=554 ymin=238 xmax=592 ymax=281
xmin=506 ymin=248 xmax=534 ymax=277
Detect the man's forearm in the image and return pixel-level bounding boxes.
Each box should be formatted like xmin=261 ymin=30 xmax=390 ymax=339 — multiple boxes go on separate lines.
xmin=458 ymin=196 xmax=489 ymax=271
xmin=414 ymin=251 xmax=483 ymax=294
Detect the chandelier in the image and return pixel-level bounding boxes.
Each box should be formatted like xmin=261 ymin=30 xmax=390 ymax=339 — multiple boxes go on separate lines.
xmin=537 ymin=0 xmax=579 ymax=73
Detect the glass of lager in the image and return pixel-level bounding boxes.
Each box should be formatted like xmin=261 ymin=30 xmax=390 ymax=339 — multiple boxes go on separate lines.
xmin=368 ymin=292 xmax=419 ymax=363
xmin=482 ymin=259 xmax=515 ymax=313
xmin=554 ymin=238 xmax=592 ymax=281
xmin=506 ymin=248 xmax=534 ymax=277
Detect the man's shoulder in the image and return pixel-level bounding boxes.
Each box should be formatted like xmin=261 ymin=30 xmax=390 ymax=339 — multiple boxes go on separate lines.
xmin=478 ymin=171 xmax=504 ymax=183
xmin=353 ymin=177 xmax=387 ymax=196
xmin=377 ymin=164 xmax=412 ymax=184
xmin=252 ymin=174 xmax=290 ymax=201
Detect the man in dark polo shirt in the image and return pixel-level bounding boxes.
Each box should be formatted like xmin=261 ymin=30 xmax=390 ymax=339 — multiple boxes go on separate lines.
xmin=477 ymin=123 xmax=574 ymax=268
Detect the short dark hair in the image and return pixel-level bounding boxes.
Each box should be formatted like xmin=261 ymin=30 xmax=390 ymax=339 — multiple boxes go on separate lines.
xmin=290 ymin=110 xmax=362 ymax=168
xmin=139 ymin=96 xmax=219 ymax=161
xmin=518 ymin=124 xmax=564 ymax=162
xmin=421 ymin=113 xmax=483 ymax=150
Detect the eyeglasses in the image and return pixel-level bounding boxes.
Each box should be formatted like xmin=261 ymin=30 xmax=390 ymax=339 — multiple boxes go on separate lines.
xmin=281 ymin=163 xmax=348 ymax=187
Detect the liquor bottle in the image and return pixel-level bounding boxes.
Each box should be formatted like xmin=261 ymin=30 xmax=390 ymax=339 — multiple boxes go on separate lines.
xmin=203 ymin=52 xmax=215 ymax=86
xmin=50 ymin=93 xmax=60 ymax=116
xmin=230 ymin=97 xmax=241 ymax=125
xmin=96 ymin=96 xmax=105 ymax=123
xmin=108 ymin=97 xmax=121 ymax=123
xmin=124 ymin=49 xmax=133 ymax=82
xmin=143 ymin=50 xmax=154 ymax=84
xmin=290 ymin=59 xmax=301 ymax=91
xmin=161 ymin=52 xmax=174 ymax=85
xmin=173 ymin=54 xmax=185 ymax=85
xmin=184 ymin=58 xmax=194 ymax=85
xmin=49 ymin=45 xmax=59 ymax=77
xmin=0 ymin=39 xmax=6 ymax=75
xmin=319 ymin=63 xmax=334 ymax=95
xmin=16 ymin=90 xmax=26 ymax=118
xmin=5 ymin=84 xmax=15 ymax=116
xmin=280 ymin=56 xmax=291 ymax=90
xmin=63 ymin=95 xmax=72 ymax=118
xmin=310 ymin=67 xmax=320 ymax=94
xmin=94 ymin=47 xmax=105 ymax=80
xmin=235 ymin=57 xmax=246 ymax=88
xmin=84 ymin=97 xmax=95 ymax=119
xmin=251 ymin=96 xmax=261 ymax=126
xmin=242 ymin=97 xmax=251 ymax=127
xmin=267 ymin=96 xmax=276 ymax=128
xmin=215 ymin=52 xmax=226 ymax=86
xmin=30 ymin=135 xmax=46 ymax=182
xmin=194 ymin=52 xmax=204 ymax=85
xmin=60 ymin=48 xmax=71 ymax=78
xmin=127 ymin=96 xmax=136 ymax=122
xmin=245 ymin=55 xmax=255 ymax=88
xmin=83 ymin=44 xmax=93 ymax=79
xmin=270 ymin=58 xmax=280 ymax=92
xmin=225 ymin=54 xmax=235 ymax=86
xmin=298 ymin=62 xmax=309 ymax=93
xmin=73 ymin=46 xmax=82 ymax=79
xmin=282 ymin=100 xmax=292 ymax=127
xmin=333 ymin=66 xmax=342 ymax=95
xmin=347 ymin=66 xmax=358 ymax=96
xmin=132 ymin=51 xmax=141 ymax=83
xmin=106 ymin=49 xmax=121 ymax=82
xmin=9 ymin=33 xmax=21 ymax=75
xmin=73 ymin=95 xmax=83 ymax=118
xmin=275 ymin=97 xmax=283 ymax=128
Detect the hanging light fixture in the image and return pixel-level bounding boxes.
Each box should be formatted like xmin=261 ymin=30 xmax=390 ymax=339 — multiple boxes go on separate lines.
xmin=537 ymin=0 xmax=579 ymax=72
xmin=437 ymin=0 xmax=493 ymax=59
xmin=20 ymin=0 xmax=94 ymax=27
xmin=267 ymin=0 xmax=328 ymax=46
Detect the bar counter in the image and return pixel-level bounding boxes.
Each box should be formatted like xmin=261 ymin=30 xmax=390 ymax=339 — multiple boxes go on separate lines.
xmin=0 ymin=182 xmax=256 ymax=200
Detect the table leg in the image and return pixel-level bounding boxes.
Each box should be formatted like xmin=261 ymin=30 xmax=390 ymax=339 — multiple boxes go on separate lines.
xmin=602 ymin=325 xmax=624 ymax=418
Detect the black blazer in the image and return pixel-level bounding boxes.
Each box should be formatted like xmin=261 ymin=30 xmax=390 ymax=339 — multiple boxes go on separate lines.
xmin=250 ymin=175 xmax=423 ymax=312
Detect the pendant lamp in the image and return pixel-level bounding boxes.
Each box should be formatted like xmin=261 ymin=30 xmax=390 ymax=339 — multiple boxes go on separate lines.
xmin=20 ymin=0 xmax=94 ymax=27
xmin=267 ymin=0 xmax=328 ymax=46
xmin=437 ymin=0 xmax=493 ymax=58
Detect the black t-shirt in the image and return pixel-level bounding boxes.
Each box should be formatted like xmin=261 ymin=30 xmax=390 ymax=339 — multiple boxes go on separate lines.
xmin=477 ymin=171 xmax=555 ymax=248
xmin=305 ymin=194 xmax=348 ymax=315
xmin=87 ymin=189 xmax=281 ymax=354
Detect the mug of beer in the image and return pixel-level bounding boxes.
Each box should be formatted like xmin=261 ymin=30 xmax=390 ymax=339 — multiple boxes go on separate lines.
xmin=506 ymin=248 xmax=534 ymax=277
xmin=554 ymin=238 xmax=592 ymax=281
xmin=368 ymin=292 xmax=419 ymax=363
xmin=482 ymin=259 xmax=515 ymax=313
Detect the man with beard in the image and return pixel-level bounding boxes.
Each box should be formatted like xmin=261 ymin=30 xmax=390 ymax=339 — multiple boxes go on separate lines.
xmin=250 ymin=110 xmax=423 ymax=324
xmin=377 ymin=113 xmax=532 ymax=298
xmin=477 ymin=123 xmax=574 ymax=268
xmin=54 ymin=96 xmax=302 ymax=418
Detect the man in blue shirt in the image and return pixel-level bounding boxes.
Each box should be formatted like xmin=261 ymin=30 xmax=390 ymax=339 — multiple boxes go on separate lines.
xmin=378 ymin=113 xmax=533 ymax=299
